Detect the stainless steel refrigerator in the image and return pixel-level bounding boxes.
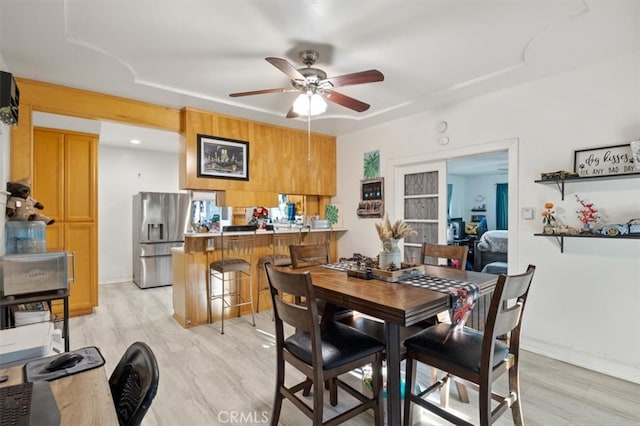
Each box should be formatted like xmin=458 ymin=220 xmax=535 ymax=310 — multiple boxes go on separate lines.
xmin=132 ymin=192 xmax=191 ymax=288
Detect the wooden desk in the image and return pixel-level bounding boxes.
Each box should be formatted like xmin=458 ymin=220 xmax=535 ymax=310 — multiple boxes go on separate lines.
xmin=0 ymin=289 xmax=70 ymax=352
xmin=304 ymin=265 xmax=499 ymax=426
xmin=0 ymin=364 xmax=118 ymax=425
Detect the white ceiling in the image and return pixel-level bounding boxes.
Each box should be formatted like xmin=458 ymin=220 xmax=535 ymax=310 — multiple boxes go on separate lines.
xmin=2 ymin=0 xmax=639 ymax=142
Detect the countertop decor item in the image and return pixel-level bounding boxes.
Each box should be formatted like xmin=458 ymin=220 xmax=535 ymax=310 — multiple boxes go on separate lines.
xmin=375 ymin=213 xmax=417 ymax=270
xmin=249 ymin=206 xmax=270 ymax=228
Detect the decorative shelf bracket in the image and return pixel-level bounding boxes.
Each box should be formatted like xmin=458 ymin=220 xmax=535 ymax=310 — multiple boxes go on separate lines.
xmin=553 ymin=180 xmax=566 ymax=200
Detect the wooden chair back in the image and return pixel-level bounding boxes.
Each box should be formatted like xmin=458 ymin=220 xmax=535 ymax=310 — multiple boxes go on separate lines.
xmin=289 ymin=243 xmax=330 ymax=269
xmin=420 ymin=243 xmax=468 ymax=270
xmin=484 ymin=264 xmax=536 ymax=358
xmin=264 ymin=264 xmax=319 ymax=339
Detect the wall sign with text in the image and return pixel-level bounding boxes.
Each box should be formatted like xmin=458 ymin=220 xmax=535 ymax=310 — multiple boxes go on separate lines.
xmin=573 ymin=143 xmax=637 ymax=177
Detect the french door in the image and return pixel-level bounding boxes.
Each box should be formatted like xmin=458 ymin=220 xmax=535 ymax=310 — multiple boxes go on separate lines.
xmin=395 ymin=161 xmax=447 ymax=264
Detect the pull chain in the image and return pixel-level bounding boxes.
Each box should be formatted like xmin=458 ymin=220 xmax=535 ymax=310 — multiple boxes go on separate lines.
xmin=307 ymin=95 xmax=312 ymax=163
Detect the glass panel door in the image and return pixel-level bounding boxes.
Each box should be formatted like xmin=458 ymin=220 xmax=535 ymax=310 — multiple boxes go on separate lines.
xmin=395 ymin=162 xmax=447 ymax=264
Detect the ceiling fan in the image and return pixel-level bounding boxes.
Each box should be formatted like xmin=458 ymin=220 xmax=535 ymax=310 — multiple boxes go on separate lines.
xmin=229 ymin=50 xmax=384 ymax=118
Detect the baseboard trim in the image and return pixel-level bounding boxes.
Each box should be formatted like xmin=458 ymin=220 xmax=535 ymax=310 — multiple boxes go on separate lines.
xmin=522 ymin=337 xmax=640 ymax=384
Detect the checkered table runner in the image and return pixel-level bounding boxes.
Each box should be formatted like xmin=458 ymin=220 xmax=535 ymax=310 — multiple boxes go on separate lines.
xmin=321 ymin=262 xmax=351 ymax=272
xmin=322 ymin=263 xmax=479 ymax=328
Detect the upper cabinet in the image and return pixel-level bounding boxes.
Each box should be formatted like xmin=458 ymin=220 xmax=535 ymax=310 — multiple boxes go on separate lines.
xmin=180 ymin=108 xmax=336 ymax=198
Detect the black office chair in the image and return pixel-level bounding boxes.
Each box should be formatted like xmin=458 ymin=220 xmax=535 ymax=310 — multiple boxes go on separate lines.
xmin=264 ymin=263 xmax=385 ymax=425
xmin=109 ymin=341 xmax=160 ymax=426
xmin=403 ymin=265 xmax=536 ymax=426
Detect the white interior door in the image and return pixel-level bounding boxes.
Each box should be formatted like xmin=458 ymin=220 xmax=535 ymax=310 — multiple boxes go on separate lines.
xmin=395 ymin=161 xmax=447 ymax=264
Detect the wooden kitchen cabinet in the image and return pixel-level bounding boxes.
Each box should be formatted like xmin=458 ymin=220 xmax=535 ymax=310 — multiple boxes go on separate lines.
xmin=33 ymin=127 xmax=98 ymax=317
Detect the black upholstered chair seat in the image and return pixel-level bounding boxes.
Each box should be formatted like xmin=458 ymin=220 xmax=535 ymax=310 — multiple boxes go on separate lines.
xmin=285 ymin=321 xmax=385 ymax=371
xmin=404 ymin=323 xmax=509 ymax=373
xmin=210 ymin=258 xmax=250 ymax=273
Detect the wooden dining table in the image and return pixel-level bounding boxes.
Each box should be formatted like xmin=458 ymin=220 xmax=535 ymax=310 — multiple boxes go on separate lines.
xmin=303 ymin=264 xmax=500 ymax=426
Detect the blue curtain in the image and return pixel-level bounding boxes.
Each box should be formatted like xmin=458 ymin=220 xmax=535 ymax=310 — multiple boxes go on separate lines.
xmin=496 ymin=183 xmax=508 ymax=230
xmin=447 ymin=183 xmax=453 ymax=219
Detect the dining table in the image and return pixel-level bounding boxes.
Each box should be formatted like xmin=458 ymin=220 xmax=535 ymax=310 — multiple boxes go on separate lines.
xmin=301 ymin=264 xmax=500 ymax=426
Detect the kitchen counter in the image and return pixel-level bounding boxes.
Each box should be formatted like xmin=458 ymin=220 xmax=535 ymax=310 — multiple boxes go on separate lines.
xmin=172 ymin=227 xmax=346 ymax=328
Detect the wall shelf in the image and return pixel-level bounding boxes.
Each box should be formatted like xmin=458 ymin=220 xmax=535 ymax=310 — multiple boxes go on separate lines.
xmin=535 ymin=172 xmax=640 ymax=200
xmin=534 ymin=233 xmax=640 ymax=253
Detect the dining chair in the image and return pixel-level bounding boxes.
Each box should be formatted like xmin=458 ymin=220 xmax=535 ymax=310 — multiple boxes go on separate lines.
xmin=109 ymin=341 xmax=159 ymax=426
xmin=289 ymin=243 xmax=331 ymax=269
xmin=290 ymin=243 xmax=353 ymax=321
xmin=264 ymin=263 xmax=385 ymax=425
xmin=420 ymin=243 xmax=468 ymax=270
xmin=402 ymin=265 xmax=536 ymax=426
xmin=208 ymin=229 xmax=257 ymax=334
xmin=256 ymin=230 xmax=302 ymax=313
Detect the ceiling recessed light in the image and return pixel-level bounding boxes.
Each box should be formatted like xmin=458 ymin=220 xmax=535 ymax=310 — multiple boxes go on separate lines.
xmin=130 ymin=139 xmax=141 ymax=145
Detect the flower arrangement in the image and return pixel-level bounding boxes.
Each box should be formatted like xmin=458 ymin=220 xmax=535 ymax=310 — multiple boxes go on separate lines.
xmin=249 ymin=206 xmax=270 ymax=226
xmin=374 ymin=212 xmax=417 ymax=242
xmin=575 ymin=195 xmax=600 ymax=229
xmin=541 ymin=202 xmax=556 ymax=227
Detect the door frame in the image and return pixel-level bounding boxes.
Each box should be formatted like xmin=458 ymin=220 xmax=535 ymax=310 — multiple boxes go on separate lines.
xmin=388 ymin=137 xmax=519 ymax=272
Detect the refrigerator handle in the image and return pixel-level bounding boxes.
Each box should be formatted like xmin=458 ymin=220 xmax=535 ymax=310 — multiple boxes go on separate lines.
xmin=67 ymin=251 xmax=76 ymax=284
xmin=147 ymin=223 xmax=164 ymax=241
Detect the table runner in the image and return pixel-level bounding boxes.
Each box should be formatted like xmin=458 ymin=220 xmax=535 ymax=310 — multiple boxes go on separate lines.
xmin=322 ymin=263 xmax=479 ymax=328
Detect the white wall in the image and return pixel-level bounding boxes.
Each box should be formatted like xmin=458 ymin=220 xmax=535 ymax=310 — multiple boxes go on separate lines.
xmin=336 ymin=52 xmax=640 ymax=383
xmin=98 ymin=146 xmax=181 ymax=284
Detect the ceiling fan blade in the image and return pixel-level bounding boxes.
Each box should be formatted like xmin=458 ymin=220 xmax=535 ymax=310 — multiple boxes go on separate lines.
xmin=285 ymin=106 xmax=299 ymax=119
xmin=229 ymin=88 xmax=297 ymax=97
xmin=266 ymin=57 xmax=306 ymax=81
xmin=323 ymin=90 xmax=370 ymax=112
xmin=320 ymin=69 xmax=384 ymax=88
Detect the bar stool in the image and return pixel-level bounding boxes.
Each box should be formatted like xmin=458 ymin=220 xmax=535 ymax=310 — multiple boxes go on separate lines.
xmin=208 ymin=229 xmax=256 ymax=334
xmin=256 ymin=229 xmax=301 ymax=313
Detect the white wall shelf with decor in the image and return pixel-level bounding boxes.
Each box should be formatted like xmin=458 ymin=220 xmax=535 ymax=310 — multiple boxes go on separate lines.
xmin=534 ymin=172 xmax=640 ymax=200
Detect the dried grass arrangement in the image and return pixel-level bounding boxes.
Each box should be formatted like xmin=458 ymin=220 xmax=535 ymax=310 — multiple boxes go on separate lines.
xmin=374 ymin=212 xmax=417 ymax=241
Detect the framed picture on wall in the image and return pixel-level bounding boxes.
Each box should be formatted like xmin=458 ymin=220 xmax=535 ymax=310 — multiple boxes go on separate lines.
xmin=357 ymin=177 xmax=384 ymax=218
xmin=197 ymin=134 xmax=249 ymax=180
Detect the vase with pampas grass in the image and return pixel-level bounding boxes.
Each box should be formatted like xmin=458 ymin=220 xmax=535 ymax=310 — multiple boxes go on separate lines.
xmin=375 ymin=213 xmax=417 ymax=270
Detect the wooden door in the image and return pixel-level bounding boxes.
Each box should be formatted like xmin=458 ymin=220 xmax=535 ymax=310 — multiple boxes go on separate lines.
xmin=64 ymin=133 xmax=97 ymax=222
xmin=65 ymin=222 xmax=97 ymax=315
xmin=33 ymin=127 xmax=98 ymax=317
xmin=33 ymin=129 xmax=64 ymax=221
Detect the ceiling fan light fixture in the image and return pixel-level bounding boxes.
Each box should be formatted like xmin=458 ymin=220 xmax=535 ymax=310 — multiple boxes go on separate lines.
xmin=293 ymin=92 xmax=327 ymax=116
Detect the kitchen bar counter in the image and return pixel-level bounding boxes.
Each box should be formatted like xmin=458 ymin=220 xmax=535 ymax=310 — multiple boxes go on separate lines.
xmin=172 ymin=228 xmax=345 ymax=328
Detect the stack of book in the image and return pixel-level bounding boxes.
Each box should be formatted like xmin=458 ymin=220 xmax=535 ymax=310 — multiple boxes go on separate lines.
xmin=12 ymin=301 xmax=51 ymax=326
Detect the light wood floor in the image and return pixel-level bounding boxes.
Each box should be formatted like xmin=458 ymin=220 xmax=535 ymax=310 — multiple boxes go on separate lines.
xmin=70 ymin=282 xmax=640 ymax=425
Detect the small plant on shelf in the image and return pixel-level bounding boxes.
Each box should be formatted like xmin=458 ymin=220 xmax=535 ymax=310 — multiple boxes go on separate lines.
xmin=542 ymin=202 xmax=556 ymax=233
xmin=575 ymin=195 xmax=600 ymax=233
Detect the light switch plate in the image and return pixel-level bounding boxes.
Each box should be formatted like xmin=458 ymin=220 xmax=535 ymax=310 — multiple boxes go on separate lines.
xmin=521 ymin=207 xmax=534 ymax=220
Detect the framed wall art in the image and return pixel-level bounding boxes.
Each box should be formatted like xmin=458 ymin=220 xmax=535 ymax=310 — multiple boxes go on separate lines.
xmin=573 ymin=143 xmax=638 ymax=178
xmin=197 ymin=134 xmax=249 ymax=180
xmin=357 ymin=177 xmax=384 ymax=218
